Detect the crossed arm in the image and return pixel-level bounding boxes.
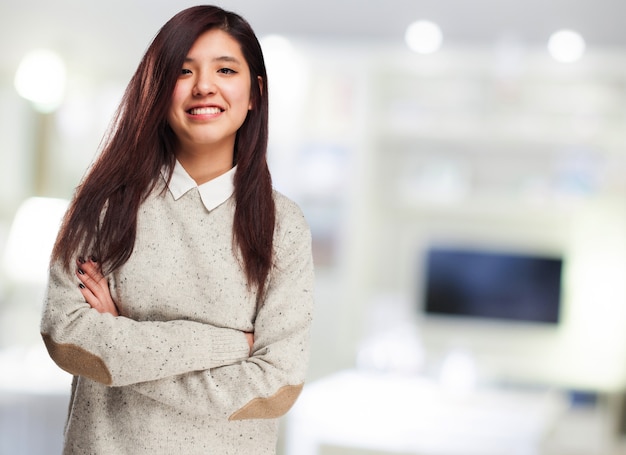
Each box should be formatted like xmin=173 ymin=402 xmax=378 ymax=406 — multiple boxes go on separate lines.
xmin=76 ymin=257 xmax=255 ymax=352
xmin=42 ymin=210 xmax=314 ymax=419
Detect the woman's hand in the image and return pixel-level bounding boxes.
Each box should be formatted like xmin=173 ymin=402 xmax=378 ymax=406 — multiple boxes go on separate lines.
xmin=76 ymin=257 xmax=119 ymax=316
xmin=244 ymin=332 xmax=254 ymax=355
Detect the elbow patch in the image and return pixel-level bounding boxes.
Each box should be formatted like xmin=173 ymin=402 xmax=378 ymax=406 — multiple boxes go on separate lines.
xmin=229 ymin=383 xmax=304 ymax=420
xmin=41 ymin=333 xmax=113 ymax=385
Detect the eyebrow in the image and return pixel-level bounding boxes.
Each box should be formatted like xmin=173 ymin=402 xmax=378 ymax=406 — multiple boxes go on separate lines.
xmin=184 ymin=56 xmax=242 ymax=64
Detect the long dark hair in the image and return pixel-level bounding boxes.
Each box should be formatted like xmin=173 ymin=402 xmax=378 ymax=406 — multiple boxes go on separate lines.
xmin=52 ymin=5 xmax=275 ymax=295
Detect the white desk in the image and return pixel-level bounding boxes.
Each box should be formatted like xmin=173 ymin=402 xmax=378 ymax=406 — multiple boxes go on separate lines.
xmin=285 ymin=370 xmax=566 ymax=455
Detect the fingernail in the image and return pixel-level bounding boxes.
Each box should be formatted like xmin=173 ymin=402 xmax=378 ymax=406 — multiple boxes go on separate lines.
xmin=77 ymin=268 xmax=85 ymax=275
xmin=79 ymin=283 xmax=85 ymax=289
xmin=78 ymin=257 xmax=86 ymax=264
xmin=90 ymin=256 xmax=98 ymax=262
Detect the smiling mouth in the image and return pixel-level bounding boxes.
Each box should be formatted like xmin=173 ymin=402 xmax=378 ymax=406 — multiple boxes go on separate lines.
xmin=188 ymin=107 xmax=223 ymax=115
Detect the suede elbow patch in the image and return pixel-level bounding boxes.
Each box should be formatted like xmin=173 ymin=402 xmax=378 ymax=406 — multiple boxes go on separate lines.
xmin=42 ymin=333 xmax=113 ymax=385
xmin=229 ymin=383 xmax=304 ymax=420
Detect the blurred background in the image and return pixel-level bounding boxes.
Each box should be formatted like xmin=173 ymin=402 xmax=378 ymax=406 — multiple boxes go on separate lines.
xmin=1 ymin=0 xmax=626 ymax=454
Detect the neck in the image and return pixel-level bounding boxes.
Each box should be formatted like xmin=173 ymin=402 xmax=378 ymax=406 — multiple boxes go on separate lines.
xmin=175 ymin=143 xmax=234 ymax=185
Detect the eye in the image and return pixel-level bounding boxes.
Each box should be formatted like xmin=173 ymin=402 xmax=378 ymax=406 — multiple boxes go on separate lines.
xmin=181 ymin=68 xmax=192 ymax=75
xmin=218 ymin=67 xmax=236 ymax=75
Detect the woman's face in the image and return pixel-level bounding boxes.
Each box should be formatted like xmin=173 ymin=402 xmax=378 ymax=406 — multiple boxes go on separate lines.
xmin=168 ymin=28 xmax=253 ymax=156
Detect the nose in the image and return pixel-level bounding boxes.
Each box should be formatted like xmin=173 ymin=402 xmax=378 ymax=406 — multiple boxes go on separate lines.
xmin=193 ymin=73 xmax=216 ymax=96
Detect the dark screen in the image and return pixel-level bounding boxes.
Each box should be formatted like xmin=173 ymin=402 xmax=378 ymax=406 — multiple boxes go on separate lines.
xmin=424 ymin=247 xmax=563 ymax=324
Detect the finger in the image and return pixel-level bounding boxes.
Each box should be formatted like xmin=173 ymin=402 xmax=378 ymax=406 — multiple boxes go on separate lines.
xmin=244 ymin=332 xmax=254 ymax=354
xmin=80 ymin=289 xmax=118 ymax=316
xmin=76 ymin=259 xmax=119 ymax=316
xmin=77 ymin=278 xmax=119 ymax=316
xmin=77 ymin=259 xmax=106 ymax=288
xmin=78 ymin=281 xmax=102 ymax=310
xmin=76 ymin=260 xmax=110 ymax=298
xmin=76 ymin=267 xmax=104 ymax=298
xmin=77 ymin=272 xmax=118 ymax=314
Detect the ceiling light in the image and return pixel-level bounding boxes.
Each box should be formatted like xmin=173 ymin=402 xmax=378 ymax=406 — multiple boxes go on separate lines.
xmin=405 ymin=20 xmax=443 ymax=54
xmin=14 ymin=49 xmax=67 ymax=113
xmin=547 ymin=29 xmax=586 ymax=63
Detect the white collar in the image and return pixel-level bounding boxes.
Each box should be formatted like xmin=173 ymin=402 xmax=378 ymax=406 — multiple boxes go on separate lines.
xmin=164 ymin=160 xmax=236 ymax=211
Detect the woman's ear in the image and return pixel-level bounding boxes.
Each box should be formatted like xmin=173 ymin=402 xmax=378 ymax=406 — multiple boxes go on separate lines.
xmin=249 ymin=76 xmax=263 ymax=110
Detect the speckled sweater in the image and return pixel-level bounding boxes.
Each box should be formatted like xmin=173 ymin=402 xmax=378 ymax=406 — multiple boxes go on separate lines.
xmin=40 ymin=165 xmax=314 ymax=455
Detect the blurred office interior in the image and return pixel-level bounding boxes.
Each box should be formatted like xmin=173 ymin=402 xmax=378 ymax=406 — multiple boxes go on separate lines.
xmin=1 ymin=0 xmax=626 ymax=454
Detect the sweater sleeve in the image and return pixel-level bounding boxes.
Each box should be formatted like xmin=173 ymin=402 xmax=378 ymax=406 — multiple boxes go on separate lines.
xmin=40 ymin=261 xmax=251 ymax=387
xmin=129 ymin=204 xmax=314 ymax=420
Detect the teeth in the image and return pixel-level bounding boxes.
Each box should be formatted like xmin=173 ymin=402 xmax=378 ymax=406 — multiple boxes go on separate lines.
xmin=189 ymin=107 xmax=221 ymax=115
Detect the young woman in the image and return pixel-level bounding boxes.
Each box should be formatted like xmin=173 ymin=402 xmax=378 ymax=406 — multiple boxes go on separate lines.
xmin=40 ymin=5 xmax=314 ymax=454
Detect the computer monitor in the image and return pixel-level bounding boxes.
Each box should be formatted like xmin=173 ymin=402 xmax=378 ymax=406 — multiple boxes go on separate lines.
xmin=423 ymin=246 xmax=563 ymax=324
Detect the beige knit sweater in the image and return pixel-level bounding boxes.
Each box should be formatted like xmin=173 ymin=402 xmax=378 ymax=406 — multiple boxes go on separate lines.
xmin=40 ymin=169 xmax=314 ymax=454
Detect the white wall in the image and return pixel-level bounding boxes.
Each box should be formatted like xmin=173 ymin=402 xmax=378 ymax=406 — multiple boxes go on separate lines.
xmin=271 ymin=43 xmax=626 ymax=392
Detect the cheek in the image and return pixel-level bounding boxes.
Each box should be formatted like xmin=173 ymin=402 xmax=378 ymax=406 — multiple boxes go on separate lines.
xmin=170 ymin=81 xmax=187 ymax=106
xmin=237 ymin=87 xmax=254 ymax=113
xmin=166 ymin=105 xmax=177 ymax=129
xmin=223 ymin=79 xmax=252 ymax=110
xmin=168 ymin=86 xmax=185 ymax=123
